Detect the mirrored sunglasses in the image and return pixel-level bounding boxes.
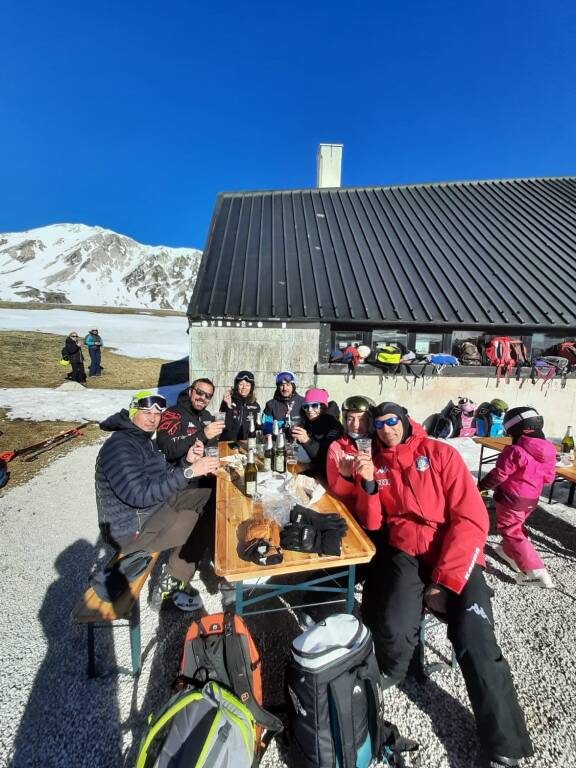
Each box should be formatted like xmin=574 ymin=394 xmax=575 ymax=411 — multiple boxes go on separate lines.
xmin=133 ymin=395 xmax=167 ymax=411
xmin=193 ymin=387 xmax=213 ymax=400
xmin=375 ymin=416 xmax=400 ymax=429
xmin=302 ymin=402 xmax=322 ymax=410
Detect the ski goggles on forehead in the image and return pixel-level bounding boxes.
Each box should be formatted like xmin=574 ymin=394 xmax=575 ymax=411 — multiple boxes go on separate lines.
xmin=235 ymin=374 xmax=254 ymax=383
xmin=276 ymin=372 xmax=296 ymax=384
xmin=375 ymin=416 xmax=400 ymax=429
xmin=131 ymin=395 xmax=167 ymax=412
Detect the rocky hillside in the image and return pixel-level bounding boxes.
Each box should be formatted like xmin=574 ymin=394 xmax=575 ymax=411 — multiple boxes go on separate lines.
xmin=0 ymin=223 xmax=202 ymax=310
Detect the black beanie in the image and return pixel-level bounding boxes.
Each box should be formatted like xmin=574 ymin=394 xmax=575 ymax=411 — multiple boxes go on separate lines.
xmin=504 ymin=407 xmax=545 ymax=443
xmin=374 ymin=402 xmax=412 ymax=443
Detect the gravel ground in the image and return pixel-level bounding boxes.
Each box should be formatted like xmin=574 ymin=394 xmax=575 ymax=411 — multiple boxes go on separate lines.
xmin=1 ymin=441 xmax=575 ymax=768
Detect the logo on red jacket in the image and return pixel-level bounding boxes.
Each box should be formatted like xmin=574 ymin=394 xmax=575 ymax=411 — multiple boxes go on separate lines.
xmin=415 ymin=456 xmax=430 ymax=472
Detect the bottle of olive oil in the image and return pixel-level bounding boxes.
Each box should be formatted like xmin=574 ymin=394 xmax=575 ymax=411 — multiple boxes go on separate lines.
xmin=562 ymin=426 xmax=574 ymax=462
xmin=244 ymin=448 xmax=258 ymax=497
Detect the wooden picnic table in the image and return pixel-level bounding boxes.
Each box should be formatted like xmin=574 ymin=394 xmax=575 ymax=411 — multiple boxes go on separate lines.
xmin=474 ymin=436 xmax=576 ymax=506
xmin=214 ymin=441 xmax=376 ymax=616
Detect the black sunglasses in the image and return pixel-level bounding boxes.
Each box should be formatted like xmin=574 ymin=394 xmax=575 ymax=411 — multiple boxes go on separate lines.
xmin=193 ymin=387 xmax=213 ymax=400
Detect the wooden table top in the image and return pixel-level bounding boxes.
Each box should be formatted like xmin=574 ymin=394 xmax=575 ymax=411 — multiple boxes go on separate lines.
xmin=214 ymin=442 xmax=376 ymax=582
xmin=474 ymin=436 xmax=576 ymax=481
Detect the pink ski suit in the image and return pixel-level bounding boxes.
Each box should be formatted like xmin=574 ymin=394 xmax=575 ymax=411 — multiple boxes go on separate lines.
xmin=480 ymin=436 xmax=557 ymax=571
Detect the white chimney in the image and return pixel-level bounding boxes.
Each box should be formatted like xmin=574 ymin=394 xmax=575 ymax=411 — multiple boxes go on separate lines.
xmin=317 ymin=143 xmax=343 ymax=188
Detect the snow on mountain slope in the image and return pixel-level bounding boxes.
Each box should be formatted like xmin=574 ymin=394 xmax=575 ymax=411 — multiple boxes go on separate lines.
xmin=0 ymin=223 xmax=202 ymax=311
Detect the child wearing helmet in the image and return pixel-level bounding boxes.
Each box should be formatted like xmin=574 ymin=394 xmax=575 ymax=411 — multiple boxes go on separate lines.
xmin=478 ymin=406 xmax=557 ymax=588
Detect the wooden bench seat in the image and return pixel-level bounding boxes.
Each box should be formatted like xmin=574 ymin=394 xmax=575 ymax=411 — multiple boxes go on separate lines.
xmin=71 ymin=551 xmax=159 ymax=677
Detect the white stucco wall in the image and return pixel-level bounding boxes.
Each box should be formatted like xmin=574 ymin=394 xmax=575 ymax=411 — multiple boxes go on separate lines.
xmin=316 ymin=371 xmax=576 ymax=440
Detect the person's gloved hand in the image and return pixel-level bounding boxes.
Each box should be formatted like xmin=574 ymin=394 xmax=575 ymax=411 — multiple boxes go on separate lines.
xmin=424 ymin=583 xmax=448 ymax=621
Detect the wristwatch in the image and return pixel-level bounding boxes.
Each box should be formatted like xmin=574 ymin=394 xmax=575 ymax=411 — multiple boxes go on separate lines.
xmin=183 ymin=464 xmax=195 ymax=480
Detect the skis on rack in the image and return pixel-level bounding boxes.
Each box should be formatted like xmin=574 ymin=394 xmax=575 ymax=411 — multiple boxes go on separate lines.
xmin=0 ymin=427 xmax=84 ymax=464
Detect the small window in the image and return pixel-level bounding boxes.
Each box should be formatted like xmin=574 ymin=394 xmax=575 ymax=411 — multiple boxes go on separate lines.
xmin=372 ymin=329 xmax=408 ymax=351
xmin=333 ymin=331 xmax=364 ymax=351
xmin=414 ymin=333 xmax=443 ymax=355
xmin=451 ymin=330 xmax=487 ymax=357
xmin=531 ymin=333 xmax=574 ymax=359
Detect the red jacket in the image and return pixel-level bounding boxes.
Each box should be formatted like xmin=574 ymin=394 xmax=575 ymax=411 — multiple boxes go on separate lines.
xmin=326 ymin=435 xmax=360 ymax=515
xmin=356 ymin=421 xmax=488 ymax=594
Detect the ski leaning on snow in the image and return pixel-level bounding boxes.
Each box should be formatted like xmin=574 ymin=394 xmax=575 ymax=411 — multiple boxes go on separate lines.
xmin=0 ymin=427 xmax=84 ymax=464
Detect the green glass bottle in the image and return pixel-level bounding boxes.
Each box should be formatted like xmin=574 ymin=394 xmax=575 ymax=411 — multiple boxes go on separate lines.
xmin=244 ymin=448 xmax=258 ymax=497
xmin=561 ymin=426 xmax=574 ymax=462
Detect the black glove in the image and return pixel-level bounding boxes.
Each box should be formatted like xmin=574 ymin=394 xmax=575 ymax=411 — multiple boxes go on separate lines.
xmin=284 ymin=506 xmax=347 ymax=556
xmin=290 ymin=505 xmax=348 ymax=535
xmin=280 ymin=523 xmax=320 ymax=553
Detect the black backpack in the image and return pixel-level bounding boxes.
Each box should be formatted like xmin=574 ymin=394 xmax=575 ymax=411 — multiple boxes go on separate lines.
xmin=429 ymin=401 xmax=462 ymax=439
xmin=286 ymin=614 xmax=417 ymax=768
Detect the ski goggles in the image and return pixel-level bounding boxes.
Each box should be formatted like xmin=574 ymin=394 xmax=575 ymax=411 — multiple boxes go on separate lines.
xmin=131 ymin=395 xmax=167 ymax=412
xmin=302 ymin=402 xmax=323 ymax=410
xmin=375 ymin=416 xmax=400 ymax=429
xmin=235 ymin=372 xmax=255 ymax=383
xmin=276 ymin=371 xmax=296 ymax=384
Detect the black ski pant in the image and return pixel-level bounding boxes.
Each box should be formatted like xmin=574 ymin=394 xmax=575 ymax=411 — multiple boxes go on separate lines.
xmin=362 ymin=547 xmax=533 ymax=762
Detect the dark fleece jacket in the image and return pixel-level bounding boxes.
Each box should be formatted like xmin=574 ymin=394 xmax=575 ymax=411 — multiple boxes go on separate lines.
xmin=156 ymin=387 xmax=215 ymax=462
xmin=95 ymin=410 xmax=190 ymax=543
xmin=300 ymin=404 xmax=344 ymax=476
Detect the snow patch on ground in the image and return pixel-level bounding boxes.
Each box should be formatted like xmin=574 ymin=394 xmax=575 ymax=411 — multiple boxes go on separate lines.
xmin=0 ymin=307 xmax=189 ymax=360
xmin=0 ymin=384 xmax=186 ymax=422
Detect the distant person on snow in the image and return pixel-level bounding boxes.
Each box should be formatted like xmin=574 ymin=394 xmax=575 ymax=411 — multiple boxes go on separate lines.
xmin=156 ymin=378 xmax=225 ymax=462
xmin=478 ymin=406 xmax=557 ymax=588
xmin=62 ymin=332 xmax=86 ymax=383
xmin=95 ymin=390 xmax=218 ymax=611
xmin=85 ymin=328 xmax=104 ymax=377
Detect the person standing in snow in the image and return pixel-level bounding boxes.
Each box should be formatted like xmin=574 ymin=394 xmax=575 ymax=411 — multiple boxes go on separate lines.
xmin=353 ymin=401 xmax=533 ymax=768
xmin=478 ymin=406 xmax=557 ymax=588
xmin=62 ymin=332 xmax=86 ymax=383
xmin=85 ymin=328 xmax=104 ymax=377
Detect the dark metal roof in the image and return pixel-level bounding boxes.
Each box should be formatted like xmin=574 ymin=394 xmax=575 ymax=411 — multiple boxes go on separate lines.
xmin=187 ymin=177 xmax=576 ymax=329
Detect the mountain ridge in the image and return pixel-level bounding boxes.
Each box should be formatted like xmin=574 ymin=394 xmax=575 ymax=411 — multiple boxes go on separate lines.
xmin=0 ymin=223 xmax=202 ymax=311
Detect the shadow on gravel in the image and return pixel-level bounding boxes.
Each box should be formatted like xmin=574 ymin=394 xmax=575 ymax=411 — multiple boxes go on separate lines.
xmin=527 ymin=504 xmax=576 ymax=560
xmin=9 ymin=538 xmax=122 ymax=768
xmin=399 ymin=676 xmax=478 ymax=768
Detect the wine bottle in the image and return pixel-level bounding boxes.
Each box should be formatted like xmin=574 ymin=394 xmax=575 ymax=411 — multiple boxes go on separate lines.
xmin=264 ymin=434 xmax=273 ymax=472
xmin=247 ymin=414 xmax=256 ymax=452
xmin=274 ymin=431 xmax=286 ymax=473
xmin=284 ymin=414 xmax=292 ymax=442
xmin=562 ymin=426 xmax=574 ymax=462
xmin=244 ymin=448 xmax=258 ymax=497
xmin=272 ymin=419 xmax=279 ymax=448
xmin=255 ymin=411 xmax=264 ymax=454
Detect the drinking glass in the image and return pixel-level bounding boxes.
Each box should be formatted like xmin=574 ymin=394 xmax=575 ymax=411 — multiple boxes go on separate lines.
xmin=215 ymin=412 xmax=226 ymax=422
xmin=356 ymin=438 xmax=372 ymax=456
xmin=205 ymin=445 xmax=220 ymax=458
xmin=286 ymin=442 xmax=298 ymax=468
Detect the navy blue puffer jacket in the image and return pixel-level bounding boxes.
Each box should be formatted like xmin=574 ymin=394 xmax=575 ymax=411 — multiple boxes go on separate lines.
xmin=95 ymin=410 xmax=190 ymax=543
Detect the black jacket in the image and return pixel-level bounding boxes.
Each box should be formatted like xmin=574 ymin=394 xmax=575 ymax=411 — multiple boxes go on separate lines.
xmin=156 ymin=388 xmax=215 ymax=462
xmin=63 ymin=336 xmax=83 ymax=364
xmin=219 ymin=396 xmax=261 ymax=442
xmin=263 ymin=391 xmax=305 ymax=430
xmin=300 ymin=403 xmax=344 ymax=476
xmin=95 ymin=410 xmax=191 ymax=543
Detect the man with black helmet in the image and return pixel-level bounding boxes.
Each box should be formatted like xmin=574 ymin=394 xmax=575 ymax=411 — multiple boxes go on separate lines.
xmin=326 ymin=395 xmax=375 ymax=516
xmin=352 ymin=401 xmax=533 ymax=768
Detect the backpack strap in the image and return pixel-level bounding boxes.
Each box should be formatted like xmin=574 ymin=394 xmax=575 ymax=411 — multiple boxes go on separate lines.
xmin=327 ymin=672 xmax=359 ymax=768
xmin=223 ymin=613 xmax=283 ymax=736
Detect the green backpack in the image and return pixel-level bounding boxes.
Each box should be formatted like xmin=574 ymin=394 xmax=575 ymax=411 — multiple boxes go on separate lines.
xmin=136 ymin=681 xmax=257 ymax=768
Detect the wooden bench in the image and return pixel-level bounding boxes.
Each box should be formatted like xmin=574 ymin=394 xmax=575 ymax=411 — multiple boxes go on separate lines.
xmin=71 ymin=551 xmax=159 ymax=677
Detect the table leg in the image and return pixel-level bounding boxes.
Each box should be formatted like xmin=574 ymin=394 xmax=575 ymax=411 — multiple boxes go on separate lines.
xmin=129 ymin=600 xmax=141 ymax=676
xmin=568 ymin=482 xmax=575 ymax=506
xmin=548 ymin=477 xmax=558 ymax=504
xmin=235 ymin=582 xmax=244 ymax=616
xmin=346 ymin=565 xmax=356 ymax=613
xmin=477 ymin=444 xmax=485 ymax=486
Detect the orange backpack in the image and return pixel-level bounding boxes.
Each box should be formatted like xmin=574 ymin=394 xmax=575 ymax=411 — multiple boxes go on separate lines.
xmin=179 ymin=612 xmax=282 ymax=751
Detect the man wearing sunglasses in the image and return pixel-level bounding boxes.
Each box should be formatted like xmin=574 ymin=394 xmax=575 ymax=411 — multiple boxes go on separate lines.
xmin=353 ymin=402 xmax=532 ymax=768
xmin=262 ymin=371 xmax=305 ymax=433
xmin=157 ymin=378 xmax=225 ymax=462
xmin=96 ymin=390 xmax=219 ymax=611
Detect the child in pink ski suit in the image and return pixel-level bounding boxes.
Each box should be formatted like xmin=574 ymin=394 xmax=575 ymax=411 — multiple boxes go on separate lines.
xmin=479 ymin=406 xmax=557 ymax=588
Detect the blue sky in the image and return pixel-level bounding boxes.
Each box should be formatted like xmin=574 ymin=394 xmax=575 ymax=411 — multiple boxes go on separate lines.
xmin=1 ymin=0 xmax=575 ymax=248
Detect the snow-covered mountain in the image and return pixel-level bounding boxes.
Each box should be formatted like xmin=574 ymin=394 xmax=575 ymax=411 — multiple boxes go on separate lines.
xmin=0 ymin=223 xmax=202 ymax=311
